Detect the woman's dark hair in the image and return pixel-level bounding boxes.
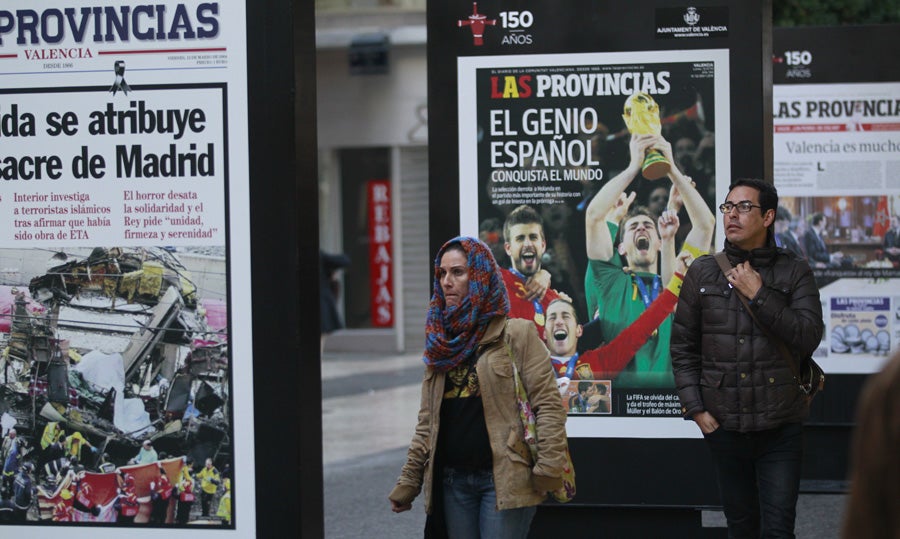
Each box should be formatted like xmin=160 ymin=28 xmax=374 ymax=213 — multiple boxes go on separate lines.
xmin=442 ymin=242 xmax=467 ymax=257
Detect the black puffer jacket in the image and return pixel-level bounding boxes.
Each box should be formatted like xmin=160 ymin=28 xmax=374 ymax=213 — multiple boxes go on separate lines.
xmin=671 ymin=239 xmax=824 ymax=432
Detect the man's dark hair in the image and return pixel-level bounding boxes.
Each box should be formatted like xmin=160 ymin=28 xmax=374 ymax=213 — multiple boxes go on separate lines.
xmin=616 ymin=205 xmax=657 ymax=245
xmin=578 ymin=381 xmax=593 ymax=394
xmin=776 ymin=205 xmax=792 ymax=222
xmin=503 ymin=205 xmax=544 ymax=243
xmin=729 ymin=178 xmax=778 ymax=215
xmin=547 ymin=298 xmax=579 ymax=324
xmin=810 ymin=212 xmax=825 ymax=227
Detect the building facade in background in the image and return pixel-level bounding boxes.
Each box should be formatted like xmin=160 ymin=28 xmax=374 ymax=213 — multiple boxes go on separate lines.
xmin=316 ymin=2 xmax=430 ymax=352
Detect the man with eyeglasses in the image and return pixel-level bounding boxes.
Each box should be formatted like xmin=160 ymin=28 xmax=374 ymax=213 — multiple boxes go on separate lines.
xmin=584 ymin=134 xmax=714 ymax=388
xmin=671 ymin=178 xmax=824 ymax=538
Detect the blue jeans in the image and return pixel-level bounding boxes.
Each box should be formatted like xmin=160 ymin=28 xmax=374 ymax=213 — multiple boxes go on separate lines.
xmin=704 ymin=423 xmax=803 ymax=539
xmin=442 ymin=467 xmax=536 ymax=539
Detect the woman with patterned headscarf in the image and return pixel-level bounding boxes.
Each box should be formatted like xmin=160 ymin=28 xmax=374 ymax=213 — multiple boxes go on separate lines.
xmin=389 ymin=236 xmax=567 ymax=538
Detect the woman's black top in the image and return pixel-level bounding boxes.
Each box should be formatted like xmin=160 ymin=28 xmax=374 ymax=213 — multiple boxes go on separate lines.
xmin=437 ymin=358 xmax=492 ymax=470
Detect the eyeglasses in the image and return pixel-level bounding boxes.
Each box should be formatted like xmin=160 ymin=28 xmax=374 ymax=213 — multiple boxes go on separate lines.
xmin=719 ymin=200 xmax=762 ymax=214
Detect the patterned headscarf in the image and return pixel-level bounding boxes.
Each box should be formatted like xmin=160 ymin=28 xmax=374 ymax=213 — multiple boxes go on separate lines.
xmin=423 ymin=236 xmax=509 ymax=371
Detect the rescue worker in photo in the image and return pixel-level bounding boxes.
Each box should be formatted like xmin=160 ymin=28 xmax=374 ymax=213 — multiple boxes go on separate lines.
xmin=116 ymin=472 xmax=140 ymax=524
xmin=150 ymin=465 xmax=173 ymax=523
xmin=12 ymin=461 xmax=35 ymax=522
xmin=217 ymin=477 xmax=231 ymax=525
xmin=196 ymin=457 xmax=221 ymax=517
xmin=133 ymin=439 xmax=158 ymax=464
xmin=176 ymin=456 xmax=196 ymax=524
xmin=1 ymin=428 xmax=19 ymax=464
xmin=1 ymin=428 xmax=24 ymax=498
xmin=72 ymin=467 xmax=101 ymax=517
xmin=64 ymin=430 xmax=96 ymax=466
xmin=39 ymin=422 xmax=65 ymax=470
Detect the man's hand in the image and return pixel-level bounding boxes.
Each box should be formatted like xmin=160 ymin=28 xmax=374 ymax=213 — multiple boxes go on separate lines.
xmin=653 ymin=136 xmax=676 ymax=167
xmin=726 ymin=261 xmax=762 ymax=299
xmin=629 ymin=134 xmax=658 ymax=169
xmin=658 ymin=209 xmax=680 ymax=241
xmin=693 ymin=411 xmax=720 ymax=434
xmin=585 ymin=135 xmax=650 ymax=261
xmin=605 ymin=191 xmax=636 ymax=225
xmin=522 ymin=269 xmax=551 ymax=301
xmin=675 ymin=251 xmax=694 ymax=276
xmin=668 ymin=176 xmax=695 ymax=214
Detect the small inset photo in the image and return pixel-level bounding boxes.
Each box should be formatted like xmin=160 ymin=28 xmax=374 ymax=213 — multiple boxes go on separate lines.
xmin=563 ymin=380 xmax=611 ymax=415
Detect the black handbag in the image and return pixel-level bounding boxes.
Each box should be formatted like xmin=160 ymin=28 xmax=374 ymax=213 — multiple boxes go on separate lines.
xmin=714 ymin=252 xmax=825 ymax=400
xmin=798 ymin=356 xmax=826 ymax=398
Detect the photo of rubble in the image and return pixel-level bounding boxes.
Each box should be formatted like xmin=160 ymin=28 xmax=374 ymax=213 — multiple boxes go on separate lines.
xmin=0 ymin=246 xmax=232 ymax=526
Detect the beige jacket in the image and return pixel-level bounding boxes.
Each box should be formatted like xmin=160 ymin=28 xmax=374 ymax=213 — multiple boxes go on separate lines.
xmin=389 ymin=316 xmax=568 ymax=513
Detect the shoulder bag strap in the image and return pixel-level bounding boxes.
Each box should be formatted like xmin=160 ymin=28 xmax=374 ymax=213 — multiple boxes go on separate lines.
xmin=501 ymin=321 xmax=541 ymax=461
xmin=713 ymin=252 xmax=803 ymax=381
xmin=501 ymin=322 xmax=528 ymax=400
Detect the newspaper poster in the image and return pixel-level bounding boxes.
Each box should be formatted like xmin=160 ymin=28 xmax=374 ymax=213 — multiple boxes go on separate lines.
xmin=773 ymin=81 xmax=900 ymax=374
xmin=0 ymin=2 xmax=253 ymax=533
xmin=458 ymin=49 xmax=730 ymax=437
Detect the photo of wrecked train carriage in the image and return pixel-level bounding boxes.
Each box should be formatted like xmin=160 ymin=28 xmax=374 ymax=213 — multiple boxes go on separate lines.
xmin=0 ymin=246 xmax=233 ymax=526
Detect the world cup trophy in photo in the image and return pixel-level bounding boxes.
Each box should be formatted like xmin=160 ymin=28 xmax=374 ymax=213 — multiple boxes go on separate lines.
xmin=622 ymin=92 xmax=671 ymax=180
